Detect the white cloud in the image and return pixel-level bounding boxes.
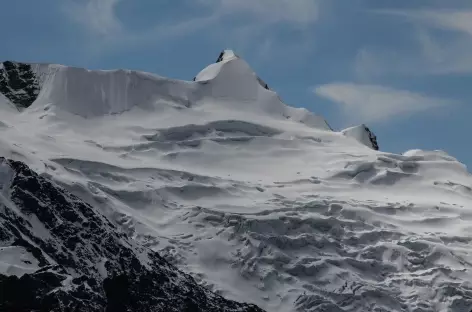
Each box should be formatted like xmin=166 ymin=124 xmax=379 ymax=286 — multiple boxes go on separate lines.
xmin=356 ymin=9 xmax=472 ymax=77
xmin=202 ymin=0 xmax=320 ymax=25
xmin=64 ymin=0 xmax=123 ymax=36
xmin=389 ymin=10 xmax=472 ymax=74
xmin=381 ymin=9 xmax=472 ymax=36
xmin=66 ymin=0 xmax=320 ymax=38
xmin=63 ymin=0 xmax=322 ymax=62
xmin=314 ymin=83 xmax=453 ymax=123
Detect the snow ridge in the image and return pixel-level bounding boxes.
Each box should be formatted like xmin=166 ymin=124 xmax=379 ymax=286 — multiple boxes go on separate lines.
xmin=0 ymin=52 xmax=331 ymax=131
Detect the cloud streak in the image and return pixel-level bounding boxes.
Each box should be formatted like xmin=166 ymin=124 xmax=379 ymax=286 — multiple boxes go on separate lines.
xmin=66 ymin=0 xmax=320 ymax=37
xmin=201 ymin=0 xmax=320 ymax=25
xmin=64 ymin=0 xmax=123 ymax=36
xmin=379 ymin=9 xmax=472 ymax=36
xmin=314 ymin=83 xmax=453 ymax=124
xmin=356 ymin=8 xmax=472 ymax=77
xmin=64 ymin=0 xmax=320 ymax=47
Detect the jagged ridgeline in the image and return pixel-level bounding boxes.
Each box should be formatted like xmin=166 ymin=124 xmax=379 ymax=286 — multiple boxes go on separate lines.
xmin=0 ymin=61 xmax=40 ymax=109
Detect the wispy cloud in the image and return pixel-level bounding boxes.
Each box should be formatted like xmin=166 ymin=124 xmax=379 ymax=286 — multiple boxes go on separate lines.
xmin=200 ymin=0 xmax=320 ymax=25
xmin=64 ymin=0 xmax=123 ymax=37
xmin=314 ymin=83 xmax=453 ymax=124
xmin=387 ymin=9 xmax=472 ymax=74
xmin=63 ymin=0 xmax=321 ymax=59
xmin=380 ymin=9 xmax=472 ymax=36
xmin=356 ymin=9 xmax=472 ymax=77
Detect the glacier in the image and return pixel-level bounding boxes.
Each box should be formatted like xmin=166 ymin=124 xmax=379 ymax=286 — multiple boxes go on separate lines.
xmin=1 ymin=50 xmax=472 ymax=311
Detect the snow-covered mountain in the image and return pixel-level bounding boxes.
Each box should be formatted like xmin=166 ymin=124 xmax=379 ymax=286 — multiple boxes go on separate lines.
xmin=0 ymin=157 xmax=262 ymax=312
xmin=1 ymin=51 xmax=472 ymax=312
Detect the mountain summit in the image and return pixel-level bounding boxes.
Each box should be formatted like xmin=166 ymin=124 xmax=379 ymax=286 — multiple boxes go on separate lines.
xmin=213 ymin=49 xmax=270 ymax=90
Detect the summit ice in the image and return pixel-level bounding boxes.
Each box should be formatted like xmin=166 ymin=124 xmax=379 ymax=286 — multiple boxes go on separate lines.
xmin=1 ymin=51 xmax=472 ymax=312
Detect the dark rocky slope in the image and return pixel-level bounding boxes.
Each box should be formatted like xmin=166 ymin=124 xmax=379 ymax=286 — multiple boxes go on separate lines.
xmin=0 ymin=61 xmax=40 ymax=109
xmin=364 ymin=125 xmax=379 ymax=151
xmin=0 ymin=158 xmax=264 ymax=312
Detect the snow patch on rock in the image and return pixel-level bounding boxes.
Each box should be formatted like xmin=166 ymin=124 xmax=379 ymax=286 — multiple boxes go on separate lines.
xmin=0 ymin=246 xmax=40 ymax=277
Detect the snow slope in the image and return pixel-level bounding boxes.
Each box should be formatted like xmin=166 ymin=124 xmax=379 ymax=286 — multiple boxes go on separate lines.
xmin=0 ymin=157 xmax=263 ymax=311
xmin=1 ymin=51 xmax=472 ymax=312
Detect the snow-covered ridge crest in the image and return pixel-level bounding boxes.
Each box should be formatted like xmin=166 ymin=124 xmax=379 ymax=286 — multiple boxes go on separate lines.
xmin=193 ymin=50 xmax=331 ymax=129
xmin=29 ymin=64 xmax=196 ymax=117
xmin=1 ymin=52 xmax=332 ymax=130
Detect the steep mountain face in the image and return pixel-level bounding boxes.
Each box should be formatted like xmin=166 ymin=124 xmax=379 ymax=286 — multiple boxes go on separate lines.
xmin=0 ymin=157 xmax=263 ymax=312
xmin=1 ymin=51 xmax=472 ymax=312
xmin=364 ymin=125 xmax=378 ymax=150
xmin=342 ymin=124 xmax=379 ymax=150
xmin=214 ymin=50 xmax=269 ymax=90
xmin=0 ymin=61 xmax=40 ymax=110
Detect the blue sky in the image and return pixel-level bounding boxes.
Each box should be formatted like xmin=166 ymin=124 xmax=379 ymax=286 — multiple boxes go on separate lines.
xmin=1 ymin=0 xmax=471 ymax=168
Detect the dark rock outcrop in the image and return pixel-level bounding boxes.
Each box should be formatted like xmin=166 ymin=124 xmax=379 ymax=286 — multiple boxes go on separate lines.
xmin=364 ymin=125 xmax=379 ymax=151
xmin=216 ymin=51 xmax=228 ymax=63
xmin=0 ymin=61 xmax=40 ymax=109
xmin=0 ymin=158 xmax=264 ymax=312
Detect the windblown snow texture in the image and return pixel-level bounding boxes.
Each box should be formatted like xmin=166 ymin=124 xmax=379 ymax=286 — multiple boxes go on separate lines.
xmin=0 ymin=61 xmax=40 ymax=110
xmin=1 ymin=50 xmax=471 ymax=312
xmin=0 ymin=158 xmax=263 ymax=312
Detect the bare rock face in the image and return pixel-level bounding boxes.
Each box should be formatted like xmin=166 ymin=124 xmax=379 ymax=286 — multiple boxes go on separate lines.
xmin=0 ymin=158 xmax=264 ymax=312
xmin=0 ymin=61 xmax=40 ymax=109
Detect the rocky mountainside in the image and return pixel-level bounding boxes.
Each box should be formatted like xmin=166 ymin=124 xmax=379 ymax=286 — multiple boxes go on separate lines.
xmin=0 ymin=61 xmax=40 ymax=110
xmin=0 ymin=157 xmax=264 ymax=312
